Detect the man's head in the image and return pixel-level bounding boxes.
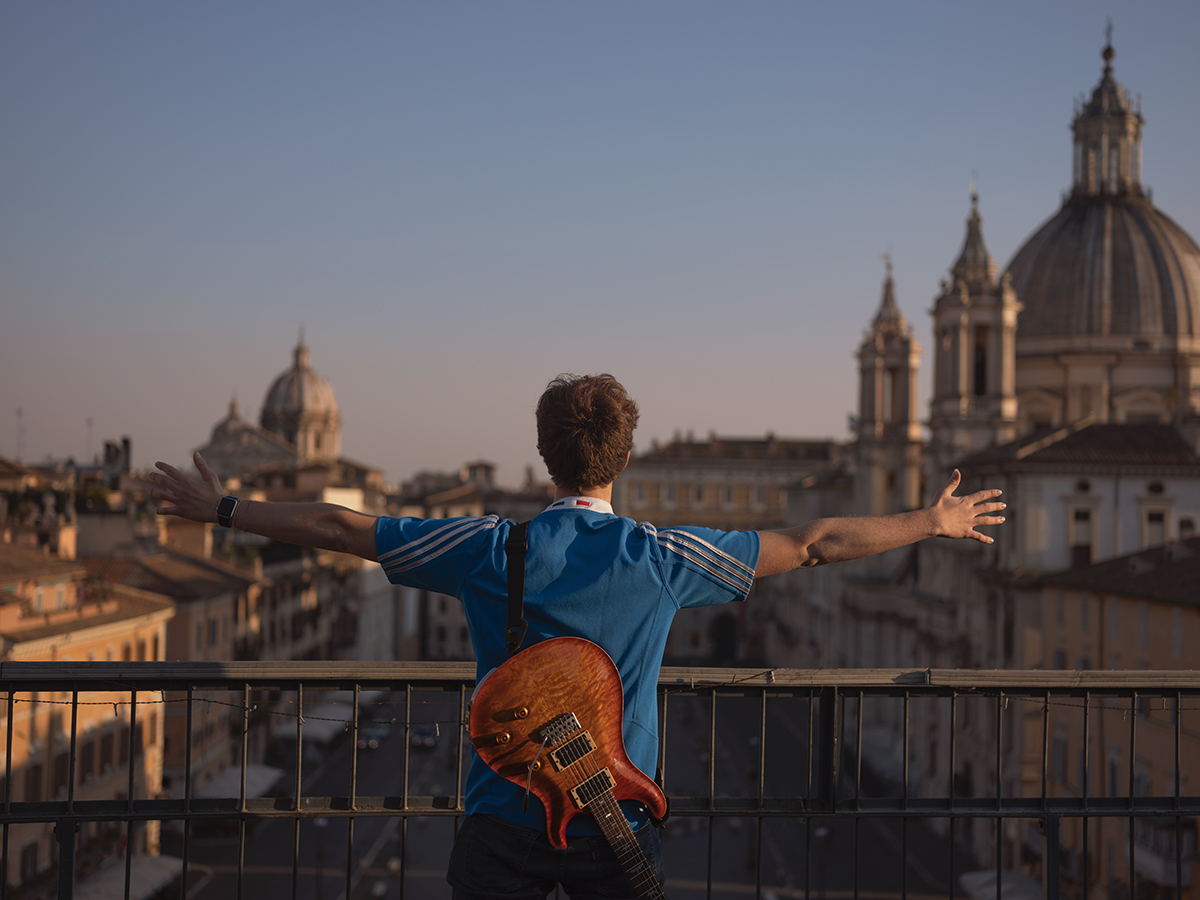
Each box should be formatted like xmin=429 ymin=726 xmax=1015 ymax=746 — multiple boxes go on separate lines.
xmin=536 ymin=374 xmax=639 ymax=492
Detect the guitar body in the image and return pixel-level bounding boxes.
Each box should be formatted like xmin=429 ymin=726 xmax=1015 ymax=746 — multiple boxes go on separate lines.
xmin=468 ymin=636 xmax=668 ymax=850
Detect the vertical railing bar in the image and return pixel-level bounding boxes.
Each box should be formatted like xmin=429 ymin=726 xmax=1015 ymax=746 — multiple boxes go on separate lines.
xmin=67 ymin=691 xmax=78 ymax=812
xmin=856 ymin=692 xmax=864 ymax=812
xmin=1082 ymin=690 xmax=1090 ymax=900
xmin=995 ymin=691 xmax=1002 ymax=900
xmin=707 ymin=688 xmax=716 ymax=900
xmin=292 ymin=684 xmax=303 ymax=900
xmin=240 ymin=684 xmax=250 ymax=810
xmin=902 ymin=690 xmax=909 ymax=900
xmin=398 ymin=816 xmax=407 ymax=900
xmin=1041 ymin=689 xmax=1049 ymax=808
xmin=180 ymin=687 xmax=193 ymax=900
xmin=402 ymin=685 xmax=411 ymax=809
xmin=350 ymin=684 xmax=360 ymax=808
xmin=295 ymin=684 xmax=304 ymax=809
xmin=807 ymin=689 xmax=815 ymax=800
xmin=238 ymin=684 xmax=249 ymax=900
xmin=3 ymin=690 xmax=13 ymax=900
xmin=708 ymin=689 xmax=717 ymax=811
xmin=658 ymin=689 xmax=668 ymax=797
xmin=755 ymin=813 xmax=763 ymax=900
xmin=237 ymin=817 xmax=246 ymax=900
xmin=949 ymin=691 xmax=957 ymax=900
xmin=1175 ymin=689 xmax=1182 ymax=900
xmin=124 ymin=689 xmax=138 ymax=900
xmin=1129 ymin=692 xmax=1137 ymax=900
xmin=758 ymin=689 xmax=767 ymax=806
xmin=903 ymin=691 xmax=909 ymax=807
xmin=455 ymin=684 xmax=467 ymax=810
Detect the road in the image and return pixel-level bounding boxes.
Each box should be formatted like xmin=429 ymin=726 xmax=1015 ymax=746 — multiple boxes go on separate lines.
xmin=172 ymin=691 xmax=975 ymax=900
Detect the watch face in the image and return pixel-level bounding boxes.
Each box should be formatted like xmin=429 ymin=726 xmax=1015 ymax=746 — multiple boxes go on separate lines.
xmin=217 ymin=496 xmax=237 ymax=525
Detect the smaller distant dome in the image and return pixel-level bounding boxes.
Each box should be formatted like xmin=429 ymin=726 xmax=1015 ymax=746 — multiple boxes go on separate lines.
xmin=261 ymin=338 xmax=340 ymax=430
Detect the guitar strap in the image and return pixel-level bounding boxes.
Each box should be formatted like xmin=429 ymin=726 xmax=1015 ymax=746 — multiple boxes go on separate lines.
xmin=503 ymin=521 xmax=530 ymax=657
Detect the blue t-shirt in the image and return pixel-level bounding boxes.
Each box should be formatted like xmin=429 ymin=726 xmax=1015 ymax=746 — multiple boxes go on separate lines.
xmin=375 ymin=502 xmax=759 ymax=833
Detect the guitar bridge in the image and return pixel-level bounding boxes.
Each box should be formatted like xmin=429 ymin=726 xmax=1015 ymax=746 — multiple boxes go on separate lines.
xmin=548 ymin=730 xmax=596 ymax=771
xmin=568 ymin=767 xmax=615 ymax=809
xmin=537 ymin=713 xmax=581 ymax=747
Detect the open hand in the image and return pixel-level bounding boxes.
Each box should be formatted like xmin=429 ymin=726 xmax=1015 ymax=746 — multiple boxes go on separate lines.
xmin=929 ymin=470 xmax=1005 ymax=544
xmin=146 ymin=453 xmax=224 ymax=523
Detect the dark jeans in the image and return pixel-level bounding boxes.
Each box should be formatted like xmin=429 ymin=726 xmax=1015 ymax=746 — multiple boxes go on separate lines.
xmin=447 ymin=814 xmax=665 ymax=900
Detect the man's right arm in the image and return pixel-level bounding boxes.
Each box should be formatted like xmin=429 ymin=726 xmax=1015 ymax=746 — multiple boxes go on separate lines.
xmin=148 ymin=453 xmax=379 ymax=562
xmin=754 ymin=470 xmax=1004 ymax=578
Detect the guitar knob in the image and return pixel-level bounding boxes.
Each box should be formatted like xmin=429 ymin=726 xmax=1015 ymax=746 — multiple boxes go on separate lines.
xmin=529 ymin=760 xmax=541 ymax=771
xmin=515 ymin=707 xmax=529 ymax=719
xmin=496 ymin=732 xmax=511 ymax=744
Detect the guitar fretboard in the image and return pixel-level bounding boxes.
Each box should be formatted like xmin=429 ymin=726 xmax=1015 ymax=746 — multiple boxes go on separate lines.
xmin=587 ymin=789 xmax=666 ymax=900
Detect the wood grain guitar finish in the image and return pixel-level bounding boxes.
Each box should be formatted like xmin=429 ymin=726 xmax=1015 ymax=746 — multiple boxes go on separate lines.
xmin=469 ymin=636 xmax=668 ymax=900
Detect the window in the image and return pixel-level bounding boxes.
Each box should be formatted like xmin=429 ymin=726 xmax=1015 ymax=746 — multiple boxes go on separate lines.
xmin=755 ymin=486 xmax=766 ymax=507
xmin=1108 ymin=596 xmax=1119 ymax=643
xmin=152 ymin=635 xmax=159 ymax=661
xmin=1056 ymin=591 xmax=1065 ymax=627
xmin=664 ymin=483 xmax=676 ymax=505
xmin=1145 ymin=510 xmax=1166 ymax=548
xmin=195 ymin=622 xmax=204 ymax=653
xmin=692 ymin=484 xmax=704 ymax=507
xmin=1173 ymin=608 xmax=1183 ymax=657
xmin=53 ymin=753 xmax=69 ymax=796
xmin=119 ymin=726 xmax=130 ymax=765
xmin=722 ymin=485 xmax=734 ymax=507
xmin=208 ymin=618 xmax=219 ymax=646
xmin=222 ymin=613 xmax=230 ymax=642
xmin=1182 ymin=518 xmax=1197 ymax=540
xmin=34 ymin=588 xmax=43 ymax=612
xmin=973 ymin=327 xmax=989 ymax=396
xmin=1081 ymin=592 xmax=1090 ymax=631
xmin=80 ymin=741 xmax=95 ymax=783
xmin=1138 ymin=603 xmax=1149 ymax=649
xmin=1108 ymin=144 xmax=1120 ymax=193
xmin=55 ymin=586 xmax=64 ymax=609
xmin=1072 ymin=509 xmax=1093 ymax=567
xmin=100 ymin=733 xmax=114 ymax=771
xmin=136 ymin=640 xmax=146 ymax=662
xmin=21 ymin=843 xmax=37 ymax=882
xmin=1052 ymin=648 xmax=1066 ymax=670
xmin=122 ymin=643 xmax=132 ymax=662
xmin=26 ymin=763 xmax=43 ymax=802
xmin=631 ymin=483 xmax=644 ymax=506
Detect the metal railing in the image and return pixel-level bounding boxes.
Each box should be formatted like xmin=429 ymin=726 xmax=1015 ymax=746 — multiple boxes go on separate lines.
xmin=1 ymin=662 xmax=1198 ymax=900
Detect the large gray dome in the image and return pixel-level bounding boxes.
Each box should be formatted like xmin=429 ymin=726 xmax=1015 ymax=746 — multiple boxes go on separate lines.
xmin=1006 ymin=194 xmax=1200 ymax=341
xmin=261 ymin=338 xmax=339 ymax=426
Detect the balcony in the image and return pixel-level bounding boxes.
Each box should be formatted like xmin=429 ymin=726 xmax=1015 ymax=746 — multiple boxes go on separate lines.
xmin=1 ymin=664 xmax=1197 ymax=900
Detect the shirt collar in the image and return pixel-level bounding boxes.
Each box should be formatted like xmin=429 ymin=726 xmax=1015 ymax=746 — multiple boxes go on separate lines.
xmin=542 ymin=495 xmax=614 ymax=515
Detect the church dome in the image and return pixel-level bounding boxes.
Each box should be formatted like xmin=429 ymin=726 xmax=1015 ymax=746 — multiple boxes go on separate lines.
xmin=1005 ymin=40 xmax=1200 ymax=346
xmin=260 ymin=337 xmax=341 ymax=458
xmin=1006 ymin=195 xmax=1200 ymax=341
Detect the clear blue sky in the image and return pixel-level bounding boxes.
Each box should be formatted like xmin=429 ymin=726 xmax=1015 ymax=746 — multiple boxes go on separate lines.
xmin=3 ymin=2 xmax=1198 ymax=487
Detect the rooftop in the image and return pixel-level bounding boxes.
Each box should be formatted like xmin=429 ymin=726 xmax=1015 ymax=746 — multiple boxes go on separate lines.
xmin=0 ymin=543 xmax=85 ymax=586
xmin=1044 ymin=537 xmax=1200 ymax=607
xmin=958 ymin=421 xmax=1200 ymax=470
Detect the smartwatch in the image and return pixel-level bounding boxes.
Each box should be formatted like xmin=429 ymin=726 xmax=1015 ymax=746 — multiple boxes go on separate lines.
xmin=216 ymin=495 xmax=240 ymax=528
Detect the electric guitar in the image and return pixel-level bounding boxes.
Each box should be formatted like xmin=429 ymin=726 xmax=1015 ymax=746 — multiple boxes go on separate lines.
xmin=468 ymin=636 xmax=668 ymax=900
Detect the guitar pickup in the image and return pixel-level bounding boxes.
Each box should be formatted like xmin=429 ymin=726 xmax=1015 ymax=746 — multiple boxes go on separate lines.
xmin=548 ymin=730 xmax=596 ymax=771
xmin=568 ymin=767 xmax=615 ymax=809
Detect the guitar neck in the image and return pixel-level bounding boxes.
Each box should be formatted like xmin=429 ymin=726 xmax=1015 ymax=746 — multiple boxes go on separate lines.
xmin=588 ymin=791 xmax=666 ymax=900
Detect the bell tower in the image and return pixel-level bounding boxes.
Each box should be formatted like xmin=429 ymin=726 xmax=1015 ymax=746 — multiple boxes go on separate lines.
xmin=855 ymin=258 xmax=924 ymax=514
xmin=929 ymin=194 xmax=1021 ymax=477
xmin=1071 ymin=27 xmax=1144 ymax=199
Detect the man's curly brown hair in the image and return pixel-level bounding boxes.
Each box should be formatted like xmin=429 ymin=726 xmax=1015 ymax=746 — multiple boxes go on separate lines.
xmin=536 ymin=374 xmax=639 ymax=491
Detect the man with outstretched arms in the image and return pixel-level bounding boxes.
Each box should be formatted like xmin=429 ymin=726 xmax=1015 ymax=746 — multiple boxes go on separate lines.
xmin=149 ymin=373 xmax=1005 ymax=900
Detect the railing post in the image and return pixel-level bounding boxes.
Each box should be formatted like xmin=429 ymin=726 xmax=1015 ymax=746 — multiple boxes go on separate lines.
xmin=815 ymin=687 xmax=841 ymax=812
xmin=55 ymin=821 xmax=77 ymax=900
xmin=1042 ymin=815 xmax=1060 ymax=900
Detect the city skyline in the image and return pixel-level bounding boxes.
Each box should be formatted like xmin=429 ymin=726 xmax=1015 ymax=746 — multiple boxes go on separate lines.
xmin=3 ymin=2 xmax=1198 ymax=486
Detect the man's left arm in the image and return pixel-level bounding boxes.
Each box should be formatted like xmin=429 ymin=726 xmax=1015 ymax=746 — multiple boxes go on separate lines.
xmin=754 ymin=470 xmax=1004 ymax=578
